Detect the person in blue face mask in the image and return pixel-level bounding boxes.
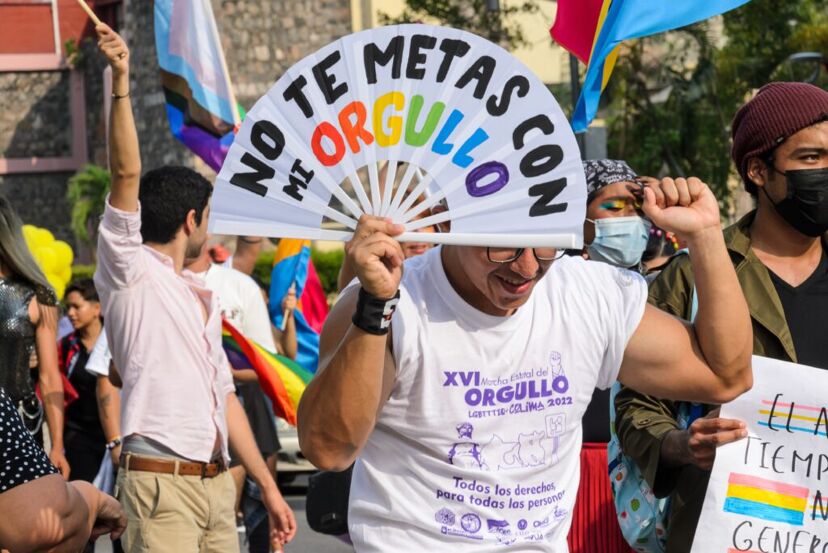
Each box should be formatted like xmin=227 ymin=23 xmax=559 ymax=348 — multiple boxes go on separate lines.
xmin=567 ymin=159 xmax=654 ymax=553
xmin=615 ymin=82 xmax=828 ymax=553
xmin=581 ymin=159 xmax=653 ymax=271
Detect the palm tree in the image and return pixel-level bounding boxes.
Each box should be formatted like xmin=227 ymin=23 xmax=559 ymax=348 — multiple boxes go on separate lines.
xmin=66 ymin=164 xmax=110 ymax=262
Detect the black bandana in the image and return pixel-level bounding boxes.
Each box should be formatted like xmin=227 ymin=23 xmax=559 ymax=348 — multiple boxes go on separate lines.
xmin=583 ymin=159 xmax=639 ymax=199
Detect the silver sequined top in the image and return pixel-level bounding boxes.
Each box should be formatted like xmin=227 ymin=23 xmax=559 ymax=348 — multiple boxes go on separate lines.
xmin=0 ymin=277 xmax=36 ymax=402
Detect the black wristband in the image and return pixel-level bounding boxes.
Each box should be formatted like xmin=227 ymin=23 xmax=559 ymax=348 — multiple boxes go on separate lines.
xmin=352 ymin=288 xmax=400 ymax=335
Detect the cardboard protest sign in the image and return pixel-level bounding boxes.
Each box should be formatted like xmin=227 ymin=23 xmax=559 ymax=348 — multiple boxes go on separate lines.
xmin=211 ymin=25 xmax=587 ymax=248
xmin=691 ymin=356 xmax=828 ymax=553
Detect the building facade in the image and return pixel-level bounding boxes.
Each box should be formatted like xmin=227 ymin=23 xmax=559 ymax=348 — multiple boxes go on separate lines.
xmin=0 ymin=0 xmax=352 ymax=250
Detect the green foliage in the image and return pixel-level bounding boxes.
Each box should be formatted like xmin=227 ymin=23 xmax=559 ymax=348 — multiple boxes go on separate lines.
xmin=70 ymin=264 xmax=96 ymax=282
xmin=605 ymin=0 xmax=826 ymax=211
xmin=253 ymin=250 xmax=275 ymax=286
xmin=64 ymin=38 xmax=85 ymax=68
xmin=67 ymin=164 xmax=111 ymax=248
xmin=252 ymin=248 xmax=344 ymax=297
xmin=379 ymin=0 xmax=540 ymax=49
xmin=311 ymin=248 xmax=345 ymax=296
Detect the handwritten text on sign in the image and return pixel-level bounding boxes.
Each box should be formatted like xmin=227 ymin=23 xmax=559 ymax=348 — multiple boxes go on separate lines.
xmin=692 ymin=356 xmax=828 ymax=553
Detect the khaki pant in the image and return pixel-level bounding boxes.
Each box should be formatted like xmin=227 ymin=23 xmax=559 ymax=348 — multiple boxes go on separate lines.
xmin=116 ymin=459 xmax=239 ymax=553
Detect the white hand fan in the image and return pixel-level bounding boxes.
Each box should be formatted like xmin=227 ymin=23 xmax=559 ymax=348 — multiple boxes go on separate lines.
xmin=211 ymin=24 xmax=587 ymax=248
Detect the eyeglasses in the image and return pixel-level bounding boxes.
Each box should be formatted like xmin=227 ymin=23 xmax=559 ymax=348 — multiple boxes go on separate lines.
xmin=486 ymin=247 xmax=566 ymax=264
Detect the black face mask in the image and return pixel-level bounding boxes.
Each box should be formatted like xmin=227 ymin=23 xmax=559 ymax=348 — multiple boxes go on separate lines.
xmin=765 ymin=167 xmax=828 ymax=237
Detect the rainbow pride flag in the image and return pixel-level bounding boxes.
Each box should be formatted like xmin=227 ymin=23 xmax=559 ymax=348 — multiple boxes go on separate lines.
xmin=222 ymin=319 xmax=313 ymax=426
xmin=269 ymin=239 xmax=329 ymax=375
xmin=154 ymin=0 xmax=242 ymax=171
xmin=723 ymin=473 xmax=809 ymax=526
xmin=550 ymin=0 xmax=752 ymax=132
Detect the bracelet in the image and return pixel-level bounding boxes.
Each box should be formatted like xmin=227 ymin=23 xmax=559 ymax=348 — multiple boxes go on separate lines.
xmin=352 ymin=288 xmax=400 ymax=335
xmin=105 ymin=436 xmax=122 ymax=450
xmin=111 ymin=91 xmax=130 ymax=99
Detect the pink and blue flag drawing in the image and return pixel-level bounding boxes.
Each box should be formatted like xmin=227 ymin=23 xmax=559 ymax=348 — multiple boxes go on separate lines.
xmin=270 ymin=239 xmax=329 ymax=375
xmin=551 ymin=0 xmax=752 ymax=132
xmin=154 ymin=0 xmax=242 ymax=171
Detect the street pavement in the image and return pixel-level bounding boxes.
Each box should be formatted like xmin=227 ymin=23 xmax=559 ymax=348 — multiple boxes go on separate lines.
xmin=96 ymin=474 xmax=354 ymax=553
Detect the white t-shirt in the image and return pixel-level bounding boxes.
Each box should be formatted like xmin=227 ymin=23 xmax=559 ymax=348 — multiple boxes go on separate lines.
xmin=348 ymin=247 xmax=647 ymax=552
xmin=85 ymin=327 xmax=112 ymax=377
xmin=201 ymin=264 xmax=277 ymax=353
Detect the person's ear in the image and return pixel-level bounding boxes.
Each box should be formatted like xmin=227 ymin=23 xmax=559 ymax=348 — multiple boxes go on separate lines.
xmin=184 ymin=208 xmax=197 ymax=236
xmin=747 ymin=157 xmax=769 ymax=190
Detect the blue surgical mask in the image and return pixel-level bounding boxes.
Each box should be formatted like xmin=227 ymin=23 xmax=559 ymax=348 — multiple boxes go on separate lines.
xmin=586 ymin=216 xmax=652 ymax=268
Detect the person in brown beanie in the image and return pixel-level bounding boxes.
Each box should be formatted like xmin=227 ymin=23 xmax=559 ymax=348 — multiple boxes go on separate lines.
xmin=614 ymin=81 xmax=828 ymax=553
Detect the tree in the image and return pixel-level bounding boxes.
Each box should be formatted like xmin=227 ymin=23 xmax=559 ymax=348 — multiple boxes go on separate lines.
xmin=605 ymin=0 xmax=825 ymax=213
xmin=67 ymin=164 xmax=110 ymax=257
xmin=379 ymin=0 xmax=540 ymax=50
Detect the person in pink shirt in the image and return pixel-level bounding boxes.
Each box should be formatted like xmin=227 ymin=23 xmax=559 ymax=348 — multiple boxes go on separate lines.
xmin=92 ymin=24 xmax=296 ymax=552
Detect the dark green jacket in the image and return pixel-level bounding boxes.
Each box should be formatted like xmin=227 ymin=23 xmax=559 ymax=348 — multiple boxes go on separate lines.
xmin=614 ymin=211 xmax=798 ymax=553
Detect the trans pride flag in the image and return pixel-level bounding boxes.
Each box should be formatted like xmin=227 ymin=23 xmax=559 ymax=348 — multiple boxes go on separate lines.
xmin=270 ymin=239 xmax=329 ymax=374
xmin=551 ymin=0 xmax=752 ymax=132
xmin=222 ymin=319 xmax=313 ymax=426
xmin=154 ymin=0 xmax=241 ymax=171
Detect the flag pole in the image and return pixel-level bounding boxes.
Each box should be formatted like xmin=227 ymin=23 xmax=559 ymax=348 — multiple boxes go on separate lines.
xmin=280 ymin=284 xmax=296 ymax=332
xmin=569 ymin=53 xmax=586 ymax=156
xmin=75 ymin=0 xmax=102 ymax=26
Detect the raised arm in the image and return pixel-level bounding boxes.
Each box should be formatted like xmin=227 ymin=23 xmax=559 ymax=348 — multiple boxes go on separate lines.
xmin=619 ymin=177 xmax=753 ymax=404
xmin=96 ymin=24 xmax=140 ymax=212
xmin=278 ymin=287 xmax=298 ymax=360
xmin=297 ymin=216 xmax=403 ymax=471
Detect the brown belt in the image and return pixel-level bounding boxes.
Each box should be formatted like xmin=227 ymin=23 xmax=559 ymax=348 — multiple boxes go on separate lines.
xmin=121 ymin=454 xmax=225 ymax=478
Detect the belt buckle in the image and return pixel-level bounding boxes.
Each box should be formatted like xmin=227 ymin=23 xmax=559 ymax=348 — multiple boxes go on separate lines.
xmin=201 ymin=462 xmax=209 ymax=479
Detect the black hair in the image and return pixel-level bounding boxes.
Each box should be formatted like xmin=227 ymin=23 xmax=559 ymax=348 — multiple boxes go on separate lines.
xmin=65 ymin=278 xmax=99 ymax=303
xmin=642 ymin=228 xmax=678 ymax=263
xmin=0 ymin=196 xmax=56 ymax=305
xmin=138 ymin=166 xmax=212 ymax=244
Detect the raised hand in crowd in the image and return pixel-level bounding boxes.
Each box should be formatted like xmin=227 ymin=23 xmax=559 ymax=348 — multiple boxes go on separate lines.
xmin=661 ymin=408 xmax=747 ymax=471
xmin=345 ymin=215 xmax=406 ymax=299
xmin=282 ymin=286 xmax=297 ymax=313
xmin=95 ymin=22 xmax=140 ymax=212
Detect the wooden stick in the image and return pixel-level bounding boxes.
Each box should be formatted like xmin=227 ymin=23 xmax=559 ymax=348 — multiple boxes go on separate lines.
xmin=75 ymin=0 xmax=102 ymax=26
xmin=280 ymin=284 xmax=296 ymax=332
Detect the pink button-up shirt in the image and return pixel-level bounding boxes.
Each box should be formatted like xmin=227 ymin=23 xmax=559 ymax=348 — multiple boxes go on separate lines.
xmin=94 ymin=199 xmax=235 ymax=463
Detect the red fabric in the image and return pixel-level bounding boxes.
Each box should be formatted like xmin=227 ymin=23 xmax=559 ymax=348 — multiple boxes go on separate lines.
xmin=550 ymin=0 xmax=606 ymax=63
xmin=299 ymin=260 xmax=329 ymax=335
xmin=567 ymin=443 xmax=633 ymax=553
xmin=55 ymin=334 xmax=80 ymax=408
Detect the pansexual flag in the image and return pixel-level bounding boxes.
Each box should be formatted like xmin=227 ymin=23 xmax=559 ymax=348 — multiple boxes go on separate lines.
xmin=550 ymin=0 xmax=752 ymax=132
xmin=723 ymin=473 xmax=809 ymax=526
xmin=154 ymin=0 xmax=241 ymax=171
xmin=269 ymin=239 xmax=330 ymax=375
xmin=222 ymin=319 xmax=313 ymax=426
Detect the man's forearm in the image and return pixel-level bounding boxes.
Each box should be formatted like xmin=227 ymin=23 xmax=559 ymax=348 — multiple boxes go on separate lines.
xmin=298 ymin=325 xmax=389 ymax=471
xmin=226 ymin=393 xmax=275 ymax=490
xmin=281 ymin=314 xmax=297 ymax=360
xmin=96 ymin=376 xmax=120 ymax=441
xmin=659 ymin=429 xmax=690 ymax=468
xmin=108 ymin=58 xmax=140 ymax=211
xmin=685 ymin=227 xmax=752 ymax=384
